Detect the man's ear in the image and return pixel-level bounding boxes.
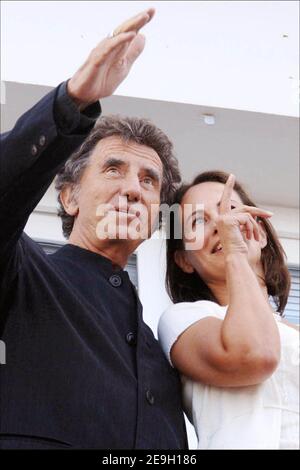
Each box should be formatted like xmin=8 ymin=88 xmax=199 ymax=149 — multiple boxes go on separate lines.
xmin=258 ymin=220 xmax=268 ymax=249
xmin=59 ymin=185 xmax=79 ymax=217
xmin=174 ymin=250 xmax=195 ymax=274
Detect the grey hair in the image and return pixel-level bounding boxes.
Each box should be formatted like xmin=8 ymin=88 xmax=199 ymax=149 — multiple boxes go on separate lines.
xmin=55 ymin=114 xmax=181 ymax=238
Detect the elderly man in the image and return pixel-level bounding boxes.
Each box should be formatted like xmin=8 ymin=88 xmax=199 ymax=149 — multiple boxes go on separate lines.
xmin=0 ymin=10 xmax=187 ymax=449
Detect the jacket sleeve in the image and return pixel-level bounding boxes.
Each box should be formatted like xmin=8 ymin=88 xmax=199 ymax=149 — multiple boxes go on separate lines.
xmin=0 ymin=81 xmax=101 ymax=273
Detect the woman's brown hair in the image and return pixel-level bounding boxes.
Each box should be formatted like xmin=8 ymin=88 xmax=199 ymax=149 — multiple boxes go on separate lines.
xmin=166 ymin=170 xmax=291 ymax=315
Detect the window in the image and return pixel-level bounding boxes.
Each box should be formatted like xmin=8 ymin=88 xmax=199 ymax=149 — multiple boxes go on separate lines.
xmin=285 ymin=266 xmax=299 ymax=325
xmin=269 ymin=265 xmax=299 ymax=324
xmin=36 ymin=240 xmax=138 ymax=289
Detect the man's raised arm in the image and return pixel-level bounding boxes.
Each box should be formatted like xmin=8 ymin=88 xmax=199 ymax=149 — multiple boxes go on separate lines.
xmin=0 ymin=8 xmax=155 ymax=270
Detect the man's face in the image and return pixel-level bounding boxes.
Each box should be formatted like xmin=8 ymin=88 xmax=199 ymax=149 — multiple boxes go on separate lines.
xmin=68 ymin=135 xmax=163 ymax=250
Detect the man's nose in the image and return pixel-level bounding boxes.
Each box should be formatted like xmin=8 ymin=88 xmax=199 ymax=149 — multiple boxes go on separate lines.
xmin=120 ymin=175 xmax=142 ymax=202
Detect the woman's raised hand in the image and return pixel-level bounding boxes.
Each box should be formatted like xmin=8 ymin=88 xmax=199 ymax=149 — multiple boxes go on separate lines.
xmin=216 ymin=174 xmax=273 ymax=256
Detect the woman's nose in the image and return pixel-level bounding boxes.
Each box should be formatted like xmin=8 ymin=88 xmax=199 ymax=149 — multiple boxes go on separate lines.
xmin=209 ymin=214 xmax=218 ymax=233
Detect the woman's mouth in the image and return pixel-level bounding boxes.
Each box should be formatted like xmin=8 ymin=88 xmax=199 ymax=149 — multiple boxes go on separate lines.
xmin=211 ymin=242 xmax=223 ymax=254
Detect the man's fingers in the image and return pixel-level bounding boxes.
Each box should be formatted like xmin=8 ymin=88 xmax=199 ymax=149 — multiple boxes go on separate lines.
xmin=93 ymin=32 xmax=136 ymax=65
xmin=103 ymin=33 xmax=145 ymax=71
xmin=106 ymin=31 xmax=136 ymax=50
xmin=219 ymin=174 xmax=235 ymax=215
xmin=125 ymin=34 xmax=146 ymax=66
xmin=113 ymin=8 xmax=155 ymax=36
xmin=91 ymin=9 xmax=154 ymax=67
xmin=145 ymin=8 xmax=155 ymax=22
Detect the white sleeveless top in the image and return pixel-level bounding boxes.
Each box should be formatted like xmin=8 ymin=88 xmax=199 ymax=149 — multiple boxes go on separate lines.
xmin=158 ymin=301 xmax=299 ymax=449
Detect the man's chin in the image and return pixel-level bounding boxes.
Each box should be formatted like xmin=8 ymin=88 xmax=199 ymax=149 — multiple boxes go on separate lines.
xmin=96 ymin=226 xmax=149 ymax=242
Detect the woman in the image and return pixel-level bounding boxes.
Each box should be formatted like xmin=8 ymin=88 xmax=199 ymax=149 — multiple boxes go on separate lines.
xmin=158 ymin=170 xmax=299 ymax=449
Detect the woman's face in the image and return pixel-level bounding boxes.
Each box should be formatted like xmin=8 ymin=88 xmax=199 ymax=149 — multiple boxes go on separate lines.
xmin=176 ymin=181 xmax=267 ymax=283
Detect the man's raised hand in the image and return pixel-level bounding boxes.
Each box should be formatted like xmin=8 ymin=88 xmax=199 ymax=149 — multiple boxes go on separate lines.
xmin=67 ymin=8 xmax=155 ymax=110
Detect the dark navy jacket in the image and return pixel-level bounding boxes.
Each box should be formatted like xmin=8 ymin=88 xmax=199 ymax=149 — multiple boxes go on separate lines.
xmin=0 ymin=83 xmax=188 ymax=449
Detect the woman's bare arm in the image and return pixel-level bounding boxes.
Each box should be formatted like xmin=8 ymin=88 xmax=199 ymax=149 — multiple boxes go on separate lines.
xmin=171 ymin=175 xmax=281 ymax=387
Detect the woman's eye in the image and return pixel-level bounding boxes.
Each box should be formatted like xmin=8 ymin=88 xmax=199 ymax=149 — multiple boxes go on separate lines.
xmin=192 ymin=216 xmax=205 ymax=227
xmin=230 ymin=205 xmax=236 ymax=210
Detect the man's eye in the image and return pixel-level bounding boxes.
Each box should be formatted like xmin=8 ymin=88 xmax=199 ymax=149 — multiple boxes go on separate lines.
xmin=142 ymin=177 xmax=154 ymax=186
xmin=106 ymin=168 xmax=120 ymax=175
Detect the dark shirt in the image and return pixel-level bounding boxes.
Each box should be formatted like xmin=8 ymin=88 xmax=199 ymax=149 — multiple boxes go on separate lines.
xmin=0 ymin=82 xmax=187 ymax=449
